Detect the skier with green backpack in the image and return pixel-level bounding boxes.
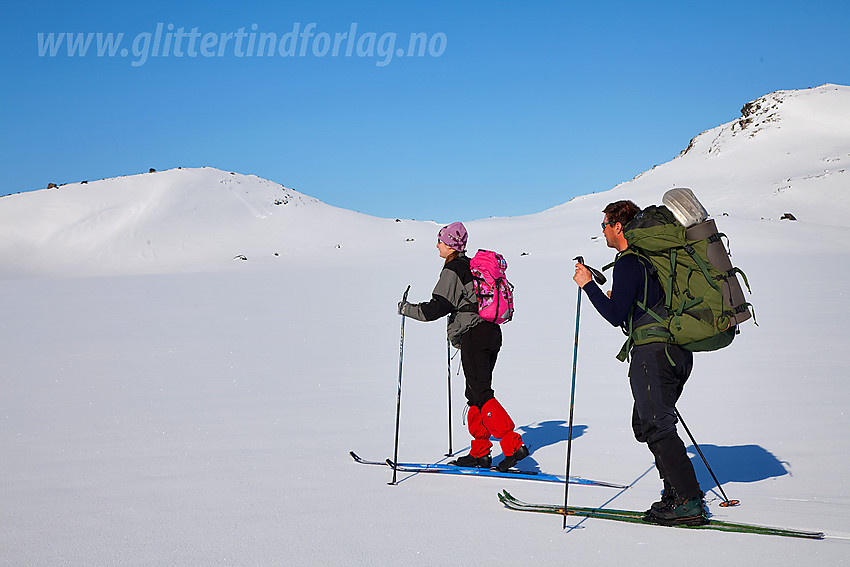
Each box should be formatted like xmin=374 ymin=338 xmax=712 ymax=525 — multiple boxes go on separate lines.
xmin=572 ymin=190 xmax=752 ymax=526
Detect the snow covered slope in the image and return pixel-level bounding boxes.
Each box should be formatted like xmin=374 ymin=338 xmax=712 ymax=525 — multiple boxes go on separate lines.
xmin=0 ymin=167 xmax=437 ymax=277
xmin=623 ymin=83 xmax=850 ymax=224
xmin=1 ymin=84 xmax=849 ymax=566
xmin=537 ymin=83 xmax=850 ymax=222
xmin=2 ymin=85 xmax=848 ymax=278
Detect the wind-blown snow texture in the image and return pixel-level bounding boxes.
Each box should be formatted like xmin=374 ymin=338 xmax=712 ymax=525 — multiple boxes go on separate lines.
xmin=1 ymin=84 xmax=848 ymax=565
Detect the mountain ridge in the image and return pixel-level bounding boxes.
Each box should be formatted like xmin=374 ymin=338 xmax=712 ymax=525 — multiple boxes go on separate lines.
xmin=2 ymin=84 xmax=848 ymax=278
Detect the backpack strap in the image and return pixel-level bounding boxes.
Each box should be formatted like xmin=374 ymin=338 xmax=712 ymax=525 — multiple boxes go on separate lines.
xmin=613 ymin=250 xmax=673 ymax=362
xmin=683 ymin=243 xmax=721 ymax=292
xmin=724 ymin=267 xmax=752 ymax=294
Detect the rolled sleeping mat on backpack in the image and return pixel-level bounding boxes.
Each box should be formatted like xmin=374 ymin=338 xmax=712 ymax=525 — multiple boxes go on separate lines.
xmin=686 ymin=219 xmax=751 ymax=326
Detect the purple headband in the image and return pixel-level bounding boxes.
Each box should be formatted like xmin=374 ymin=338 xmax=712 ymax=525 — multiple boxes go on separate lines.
xmin=437 ymin=222 xmax=468 ymax=252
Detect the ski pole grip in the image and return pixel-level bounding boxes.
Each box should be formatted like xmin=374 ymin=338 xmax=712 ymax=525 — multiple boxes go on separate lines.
xmin=398 ymin=285 xmax=411 ymax=316
xmin=574 ymin=256 xmax=606 ymax=285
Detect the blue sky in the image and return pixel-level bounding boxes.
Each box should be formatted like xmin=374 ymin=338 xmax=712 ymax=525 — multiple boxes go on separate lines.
xmin=2 ymin=0 xmax=849 ymax=221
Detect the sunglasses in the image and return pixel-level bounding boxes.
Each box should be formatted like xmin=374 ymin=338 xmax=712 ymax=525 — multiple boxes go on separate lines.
xmin=601 ymin=220 xmax=617 ymax=230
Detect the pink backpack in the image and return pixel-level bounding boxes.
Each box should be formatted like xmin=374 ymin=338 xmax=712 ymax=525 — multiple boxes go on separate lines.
xmin=470 ymin=250 xmax=515 ymax=324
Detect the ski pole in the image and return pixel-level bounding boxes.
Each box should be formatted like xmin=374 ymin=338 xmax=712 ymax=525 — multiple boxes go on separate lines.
xmin=390 ymin=285 xmax=411 ymax=486
xmin=445 ymin=338 xmax=453 ymax=457
xmin=564 ymin=257 xmax=607 ymax=528
xmin=563 ymin=280 xmax=582 ymax=529
xmin=674 ymin=408 xmax=740 ymax=507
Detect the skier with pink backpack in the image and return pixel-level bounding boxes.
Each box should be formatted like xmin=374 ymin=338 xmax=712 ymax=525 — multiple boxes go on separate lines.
xmin=398 ymin=222 xmax=529 ymax=472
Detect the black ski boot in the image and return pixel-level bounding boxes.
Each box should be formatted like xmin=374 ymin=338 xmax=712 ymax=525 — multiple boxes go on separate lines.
xmin=647 ymin=483 xmax=677 ymax=514
xmin=644 ymin=495 xmax=707 ymax=526
xmin=449 ymin=453 xmax=492 ymax=468
xmin=496 ymin=445 xmax=530 ymax=472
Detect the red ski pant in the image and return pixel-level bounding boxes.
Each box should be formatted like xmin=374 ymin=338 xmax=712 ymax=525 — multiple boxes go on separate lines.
xmin=467 ymin=398 xmax=524 ymax=458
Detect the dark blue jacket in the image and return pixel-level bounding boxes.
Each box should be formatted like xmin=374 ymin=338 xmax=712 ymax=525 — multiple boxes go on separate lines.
xmin=582 ymin=253 xmax=664 ymax=328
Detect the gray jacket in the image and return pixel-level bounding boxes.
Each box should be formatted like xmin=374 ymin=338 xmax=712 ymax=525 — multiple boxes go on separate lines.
xmin=402 ymin=254 xmax=481 ymax=348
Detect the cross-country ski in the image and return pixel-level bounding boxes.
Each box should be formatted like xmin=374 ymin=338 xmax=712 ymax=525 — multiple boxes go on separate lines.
xmin=349 ymin=452 xmax=627 ymax=488
xmin=498 ymin=491 xmax=824 ymax=540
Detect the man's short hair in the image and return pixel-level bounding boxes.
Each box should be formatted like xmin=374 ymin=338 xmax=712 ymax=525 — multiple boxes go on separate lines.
xmin=603 ymin=200 xmax=640 ymax=227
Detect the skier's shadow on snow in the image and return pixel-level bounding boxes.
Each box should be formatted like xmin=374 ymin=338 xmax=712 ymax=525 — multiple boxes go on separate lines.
xmin=687 ymin=443 xmax=789 ymax=494
xmin=493 ymin=420 xmax=587 ymax=472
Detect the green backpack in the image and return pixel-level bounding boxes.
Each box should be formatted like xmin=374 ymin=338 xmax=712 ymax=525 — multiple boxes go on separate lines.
xmin=607 ymin=205 xmax=753 ymax=362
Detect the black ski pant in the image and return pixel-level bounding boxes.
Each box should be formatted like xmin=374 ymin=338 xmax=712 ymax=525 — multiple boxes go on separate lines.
xmin=460 ymin=321 xmax=523 ymax=457
xmin=629 ymin=342 xmax=701 ymax=501
xmin=460 ymin=321 xmax=501 ymax=408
